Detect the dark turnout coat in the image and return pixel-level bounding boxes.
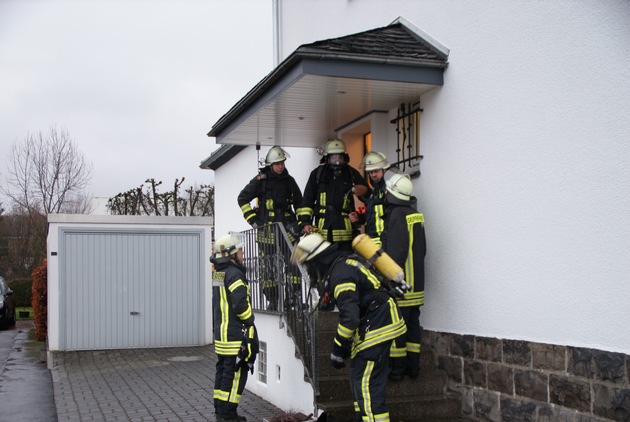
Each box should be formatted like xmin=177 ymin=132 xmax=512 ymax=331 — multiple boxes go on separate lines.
xmin=382 ymin=195 xmax=426 ymax=308
xmin=327 ymin=253 xmax=407 ymax=359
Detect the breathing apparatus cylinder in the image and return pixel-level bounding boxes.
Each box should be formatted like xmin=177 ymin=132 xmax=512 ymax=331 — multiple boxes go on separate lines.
xmin=352 ymin=234 xmax=409 ymax=290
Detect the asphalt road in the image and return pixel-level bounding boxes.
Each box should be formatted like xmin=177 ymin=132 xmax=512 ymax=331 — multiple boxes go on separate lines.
xmin=0 ymin=320 xmax=57 ymax=421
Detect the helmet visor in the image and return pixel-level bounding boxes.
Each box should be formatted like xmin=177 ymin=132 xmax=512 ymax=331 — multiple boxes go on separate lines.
xmin=383 ymin=167 xmax=404 ymax=187
xmin=328 ymin=153 xmax=345 ymax=166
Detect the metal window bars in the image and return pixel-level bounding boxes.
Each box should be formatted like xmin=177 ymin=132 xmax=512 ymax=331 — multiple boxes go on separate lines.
xmin=390 ymin=101 xmax=423 ymax=178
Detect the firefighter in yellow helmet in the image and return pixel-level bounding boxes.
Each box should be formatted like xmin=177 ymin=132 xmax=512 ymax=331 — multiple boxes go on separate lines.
xmin=210 ymin=233 xmax=258 ymax=422
xmin=237 ymin=146 xmax=303 ymax=311
xmin=381 ymin=169 xmax=426 ymax=381
xmin=291 ymin=233 xmax=406 ymax=421
xmin=297 ymin=139 xmax=368 ymax=251
xmin=357 ymin=151 xmax=391 ymax=246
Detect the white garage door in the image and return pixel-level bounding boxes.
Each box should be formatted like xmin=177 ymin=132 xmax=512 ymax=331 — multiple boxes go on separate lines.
xmin=59 ymin=229 xmax=203 ymax=350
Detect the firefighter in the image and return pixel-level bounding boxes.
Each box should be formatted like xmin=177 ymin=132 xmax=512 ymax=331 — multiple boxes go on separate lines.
xmin=291 ymin=233 xmax=407 ymax=421
xmin=237 ymin=146 xmax=303 ymax=310
xmin=381 ymin=169 xmax=426 ymax=380
xmin=211 ymin=233 xmax=258 ymax=422
xmin=297 ymin=139 xmax=368 ymax=251
xmin=357 ymin=151 xmax=391 ymax=246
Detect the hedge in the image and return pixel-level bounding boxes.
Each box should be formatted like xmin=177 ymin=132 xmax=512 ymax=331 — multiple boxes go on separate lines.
xmin=7 ymin=278 xmax=32 ymax=307
xmin=31 ymin=260 xmax=47 ymax=341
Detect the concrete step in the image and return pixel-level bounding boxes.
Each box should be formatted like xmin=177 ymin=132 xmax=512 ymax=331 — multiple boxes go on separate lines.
xmin=313 ymin=309 xmax=464 ymax=421
xmin=318 ymin=392 xmax=461 ymax=421
xmin=317 ymin=369 xmax=448 ymax=402
xmin=315 ymin=347 xmax=438 ymax=377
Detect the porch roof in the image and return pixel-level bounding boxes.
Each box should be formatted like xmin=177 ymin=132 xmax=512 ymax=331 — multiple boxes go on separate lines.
xmin=201 ymin=17 xmax=448 ymax=170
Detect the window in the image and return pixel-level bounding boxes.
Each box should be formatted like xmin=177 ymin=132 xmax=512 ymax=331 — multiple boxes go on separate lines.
xmin=363 ymin=132 xmax=372 ymax=154
xmin=258 ymin=341 xmax=267 ymax=383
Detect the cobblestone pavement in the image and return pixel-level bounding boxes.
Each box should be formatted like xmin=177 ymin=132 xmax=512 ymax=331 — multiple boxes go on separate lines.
xmin=51 ymin=345 xmax=284 ymax=422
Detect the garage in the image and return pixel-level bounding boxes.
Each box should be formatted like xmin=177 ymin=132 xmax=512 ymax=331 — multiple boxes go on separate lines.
xmin=47 ymin=214 xmax=213 ymax=351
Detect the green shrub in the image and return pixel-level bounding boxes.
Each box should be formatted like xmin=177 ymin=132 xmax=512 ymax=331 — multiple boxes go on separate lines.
xmin=8 ymin=278 xmax=32 ymax=307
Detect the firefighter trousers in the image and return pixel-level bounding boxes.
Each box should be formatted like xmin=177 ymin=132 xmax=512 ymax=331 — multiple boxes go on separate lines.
xmin=390 ymin=306 xmax=422 ymax=377
xmin=214 ymin=355 xmax=248 ymax=419
xmin=349 ymin=341 xmax=392 ymax=421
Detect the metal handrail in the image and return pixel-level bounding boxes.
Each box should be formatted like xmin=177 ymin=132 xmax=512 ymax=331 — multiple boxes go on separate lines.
xmin=239 ymin=223 xmax=320 ymax=402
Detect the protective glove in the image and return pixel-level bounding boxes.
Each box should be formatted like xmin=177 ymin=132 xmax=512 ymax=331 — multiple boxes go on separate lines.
xmin=287 ymin=221 xmax=303 ymax=238
xmin=330 ymin=353 xmax=346 ymax=370
xmin=332 ymin=336 xmax=351 ymax=360
xmin=242 ymin=316 xmax=255 ymax=328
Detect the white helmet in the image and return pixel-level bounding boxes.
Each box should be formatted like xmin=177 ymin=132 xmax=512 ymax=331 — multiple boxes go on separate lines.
xmin=384 ymin=168 xmax=413 ymax=202
xmin=323 ymin=139 xmax=346 ymax=155
xmin=265 ymin=146 xmax=289 ymax=166
xmin=211 ymin=233 xmax=244 ymax=263
xmin=291 ymin=233 xmax=331 ymax=265
xmin=359 ymin=151 xmax=390 ymax=171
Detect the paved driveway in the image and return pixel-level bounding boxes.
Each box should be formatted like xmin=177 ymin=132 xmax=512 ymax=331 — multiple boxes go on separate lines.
xmin=0 ymin=320 xmax=57 ymax=422
xmin=51 ymin=341 xmax=284 ymax=421
xmin=3 ymin=320 xmax=286 ymax=421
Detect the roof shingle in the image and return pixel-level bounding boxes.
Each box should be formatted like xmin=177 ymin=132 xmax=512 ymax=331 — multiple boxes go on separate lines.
xmin=299 ymin=22 xmax=447 ymax=63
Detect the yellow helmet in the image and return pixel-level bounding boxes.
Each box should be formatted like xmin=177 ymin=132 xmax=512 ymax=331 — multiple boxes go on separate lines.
xmin=211 ymin=233 xmax=244 ymax=264
xmin=291 ymin=233 xmax=331 ymax=265
xmin=359 ymin=151 xmax=390 ymax=171
xmin=265 ymin=146 xmax=289 ymax=166
xmin=384 ymin=168 xmax=413 ymax=202
xmin=323 ymin=139 xmax=346 ymax=155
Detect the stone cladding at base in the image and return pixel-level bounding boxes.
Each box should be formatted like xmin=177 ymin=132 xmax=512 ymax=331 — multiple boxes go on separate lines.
xmin=423 ymin=330 xmax=630 ymax=422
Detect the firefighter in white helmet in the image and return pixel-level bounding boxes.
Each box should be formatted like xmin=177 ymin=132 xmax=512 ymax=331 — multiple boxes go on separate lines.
xmin=237 ymin=146 xmax=303 ymax=311
xmin=291 ymin=233 xmax=406 ymax=421
xmin=210 ymin=233 xmax=258 ymax=422
xmin=381 ymin=168 xmax=426 ymax=381
xmin=357 ymin=151 xmax=391 ymax=246
xmin=296 ymin=139 xmax=368 ymax=251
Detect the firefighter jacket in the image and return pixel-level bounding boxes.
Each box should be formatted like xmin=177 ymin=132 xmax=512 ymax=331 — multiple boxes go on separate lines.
xmin=297 ymin=164 xmax=368 ymax=243
xmin=212 ymin=260 xmax=255 ymax=356
xmin=327 ymin=253 xmax=407 ymax=359
xmin=237 ymin=167 xmax=302 ymax=228
xmin=360 ymin=178 xmax=387 ymax=245
xmin=382 ymin=196 xmax=426 ymax=308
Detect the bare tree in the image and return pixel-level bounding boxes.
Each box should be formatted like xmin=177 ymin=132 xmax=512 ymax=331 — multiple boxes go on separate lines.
xmin=1 ymin=126 xmax=93 ymax=276
xmin=1 ymin=125 xmax=93 ymax=215
xmin=107 ymin=177 xmax=214 ymax=217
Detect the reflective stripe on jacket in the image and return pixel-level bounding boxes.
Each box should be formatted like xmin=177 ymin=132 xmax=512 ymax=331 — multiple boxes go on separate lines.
xmin=382 ymin=199 xmax=426 ymax=308
xmin=328 ymin=255 xmax=407 ymax=359
xmin=212 ymin=262 xmax=254 ymax=355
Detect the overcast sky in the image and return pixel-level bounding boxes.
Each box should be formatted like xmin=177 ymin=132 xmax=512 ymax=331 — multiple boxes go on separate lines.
xmin=0 ymin=0 xmax=273 ymax=202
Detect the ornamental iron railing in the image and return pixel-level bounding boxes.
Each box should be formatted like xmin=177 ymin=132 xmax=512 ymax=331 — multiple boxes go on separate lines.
xmin=239 ymin=223 xmax=321 ymax=399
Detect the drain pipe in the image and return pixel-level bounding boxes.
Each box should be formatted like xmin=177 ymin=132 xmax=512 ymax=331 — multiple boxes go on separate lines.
xmin=272 ymin=0 xmax=282 ymax=67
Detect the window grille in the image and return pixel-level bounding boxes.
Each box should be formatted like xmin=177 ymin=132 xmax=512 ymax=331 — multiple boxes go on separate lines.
xmin=391 ymin=102 xmax=423 ymax=178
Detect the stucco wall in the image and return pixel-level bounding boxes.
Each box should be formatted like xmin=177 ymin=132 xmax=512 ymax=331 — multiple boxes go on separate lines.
xmin=245 ymin=313 xmax=315 ymax=416
xmin=275 ymin=0 xmax=630 ymax=354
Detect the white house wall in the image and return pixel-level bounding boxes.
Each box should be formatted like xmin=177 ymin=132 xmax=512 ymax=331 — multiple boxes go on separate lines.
xmin=244 ymin=313 xmax=315 ymax=416
xmin=274 ymin=1 xmax=630 ymax=354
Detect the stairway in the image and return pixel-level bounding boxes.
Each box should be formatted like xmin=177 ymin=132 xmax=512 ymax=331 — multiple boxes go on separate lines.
xmin=314 ymin=310 xmax=463 ymax=421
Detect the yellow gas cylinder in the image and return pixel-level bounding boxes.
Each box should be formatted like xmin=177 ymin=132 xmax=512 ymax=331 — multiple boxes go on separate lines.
xmin=352 ymin=234 xmax=406 ymax=284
